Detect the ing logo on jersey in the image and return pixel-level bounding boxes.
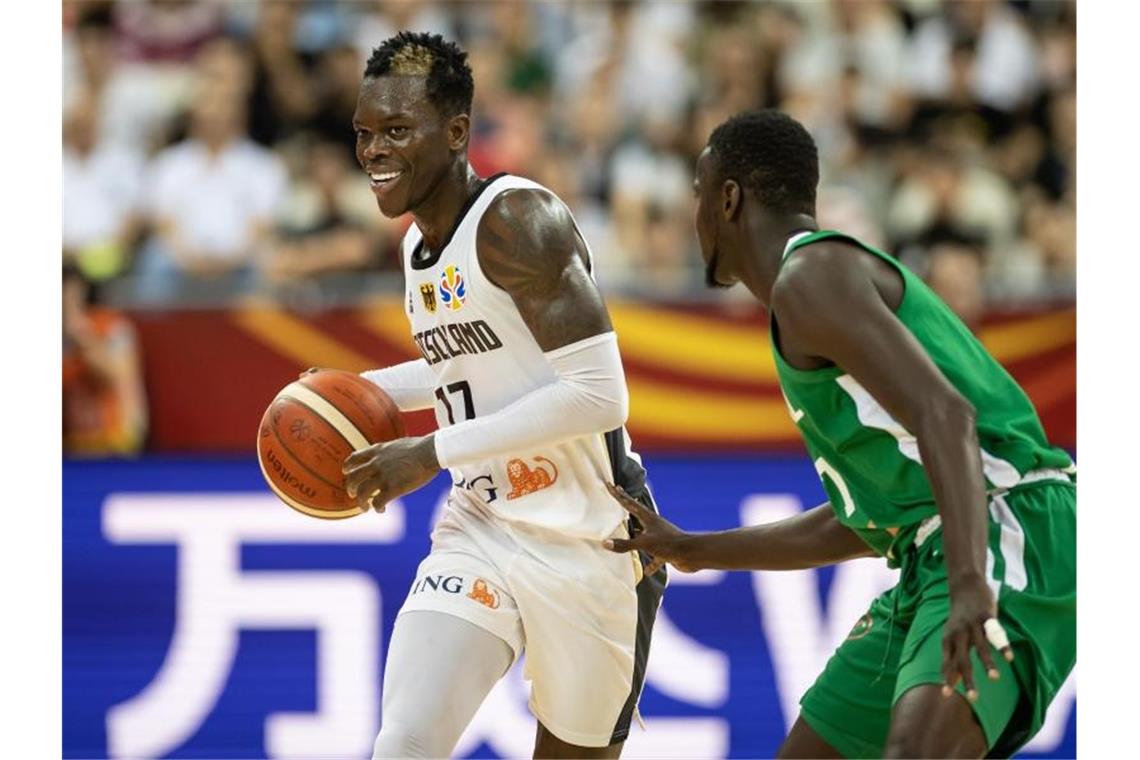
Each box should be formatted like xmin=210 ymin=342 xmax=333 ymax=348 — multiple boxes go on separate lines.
xmin=439 ymin=264 xmax=467 ymax=311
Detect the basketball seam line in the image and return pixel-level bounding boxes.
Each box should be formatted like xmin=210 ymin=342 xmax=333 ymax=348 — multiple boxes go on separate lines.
xmin=282 ymin=383 xmax=371 ymax=450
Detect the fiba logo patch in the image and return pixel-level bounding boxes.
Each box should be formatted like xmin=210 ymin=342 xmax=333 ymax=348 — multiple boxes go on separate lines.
xmin=439 ymin=264 xmax=467 ymax=311
xmin=847 ymin=612 xmax=874 ymax=640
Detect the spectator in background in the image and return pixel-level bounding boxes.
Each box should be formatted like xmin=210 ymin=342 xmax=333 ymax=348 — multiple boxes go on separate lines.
xmin=266 ymin=137 xmax=403 ymax=303
xmin=63 ymin=95 xmax=145 ymax=282
xmin=1021 ymin=192 xmax=1076 ymax=286
xmin=64 ymin=2 xmax=170 ymax=154
xmin=63 ymin=0 xmax=1075 ymax=311
xmin=609 ymin=109 xmax=697 ymax=292
xmin=1047 ymin=88 xmax=1076 ymax=203
xmin=63 ymin=263 xmax=148 ymax=457
xmin=352 ymin=0 xmax=455 ymax=65
xmin=887 ymin=141 xmax=1018 ymax=254
xmin=64 ymin=0 xmax=220 ymax=154
xmin=138 ymin=50 xmax=286 ymax=304
xmin=831 ymin=0 xmax=912 ymax=139
xmin=925 ymin=239 xmax=986 ymax=329
xmin=553 ymin=1 xmax=695 ymax=129
xmin=63 ymin=2 xmax=117 ymax=122
xmin=246 ymin=0 xmax=318 ymax=147
xmin=307 ymin=43 xmax=368 ymax=161
xmin=115 ymin=0 xmax=224 ymax=65
xmin=908 ymin=0 xmax=1039 ymax=137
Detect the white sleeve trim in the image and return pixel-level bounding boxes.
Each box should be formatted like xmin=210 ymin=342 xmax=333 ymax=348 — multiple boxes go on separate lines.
xmin=433 ymin=331 xmax=628 ymax=468
xmin=359 ymin=359 xmax=436 ymax=412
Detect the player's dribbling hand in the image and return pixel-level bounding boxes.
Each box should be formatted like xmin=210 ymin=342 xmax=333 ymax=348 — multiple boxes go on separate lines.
xmin=603 ymin=483 xmax=699 ymax=574
xmin=343 ymin=435 xmax=440 ymax=513
xmin=942 ymin=576 xmax=1014 ymax=703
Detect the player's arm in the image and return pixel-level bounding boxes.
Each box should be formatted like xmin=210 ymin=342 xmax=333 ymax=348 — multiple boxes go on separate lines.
xmin=605 ymin=485 xmax=876 ymax=572
xmin=358 ymin=361 xmax=436 ymax=412
xmin=343 ymin=188 xmax=627 ymax=509
xmin=354 ymin=228 xmax=436 ymax=413
xmin=474 ymin=187 xmax=613 ymax=349
xmin=296 ymin=362 xmax=436 ymax=412
xmin=772 ymin=243 xmax=1010 ymax=700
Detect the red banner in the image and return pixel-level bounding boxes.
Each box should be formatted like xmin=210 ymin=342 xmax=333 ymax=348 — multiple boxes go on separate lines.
xmin=131 ymin=300 xmax=1075 ymax=453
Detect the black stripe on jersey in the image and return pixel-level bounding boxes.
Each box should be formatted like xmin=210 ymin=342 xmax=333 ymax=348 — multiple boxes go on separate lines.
xmin=610 ymin=554 xmax=666 ymax=744
xmin=603 ymin=427 xmax=653 ymax=509
xmin=410 ymin=172 xmax=509 ymax=271
xmin=604 ymin=427 xmax=666 ymax=745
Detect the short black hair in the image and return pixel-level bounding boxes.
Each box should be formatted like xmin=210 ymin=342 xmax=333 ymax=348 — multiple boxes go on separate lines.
xmin=364 ymin=31 xmax=474 ymax=118
xmin=708 ymin=110 xmax=819 ymax=215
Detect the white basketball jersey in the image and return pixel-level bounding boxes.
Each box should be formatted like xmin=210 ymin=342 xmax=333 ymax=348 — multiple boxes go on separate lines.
xmin=401 ymin=174 xmax=643 ymax=539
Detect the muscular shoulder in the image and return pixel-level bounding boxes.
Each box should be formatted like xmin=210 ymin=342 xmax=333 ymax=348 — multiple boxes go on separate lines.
xmin=478 ymin=187 xmax=578 ymax=257
xmin=771 ymin=240 xmax=901 ymax=330
xmin=476 ymin=187 xmax=587 ymax=292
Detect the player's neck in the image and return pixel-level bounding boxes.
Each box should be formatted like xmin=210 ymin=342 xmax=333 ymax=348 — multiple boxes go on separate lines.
xmin=412 ymin=162 xmax=482 ymax=253
xmin=741 ymin=212 xmax=818 ymax=307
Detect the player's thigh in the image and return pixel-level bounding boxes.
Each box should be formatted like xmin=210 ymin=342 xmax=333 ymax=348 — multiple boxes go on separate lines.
xmin=534 ymin=722 xmax=623 ymax=759
xmin=376 ymin=611 xmax=516 ymax=759
xmin=796 ymin=591 xmax=908 ymax=759
xmin=776 ymin=717 xmax=843 ymax=759
xmin=884 ymin=684 xmax=986 ymax=759
xmin=377 ymin=514 xmax=525 ymax=756
xmin=886 ymin=596 xmax=1019 ymax=759
xmin=513 ymin=533 xmax=666 ymax=750
xmin=381 ymin=610 xmax=515 ymax=712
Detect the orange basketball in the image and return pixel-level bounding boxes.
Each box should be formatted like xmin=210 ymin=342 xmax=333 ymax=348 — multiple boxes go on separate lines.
xmin=257 ymin=370 xmax=405 ymax=519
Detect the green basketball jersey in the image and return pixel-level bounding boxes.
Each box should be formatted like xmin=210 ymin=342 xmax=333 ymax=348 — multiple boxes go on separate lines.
xmin=772 ymin=230 xmax=1074 ymax=562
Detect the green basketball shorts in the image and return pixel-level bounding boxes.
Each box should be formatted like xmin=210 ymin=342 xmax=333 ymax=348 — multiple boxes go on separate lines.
xmin=799 ymin=481 xmax=1076 ymax=758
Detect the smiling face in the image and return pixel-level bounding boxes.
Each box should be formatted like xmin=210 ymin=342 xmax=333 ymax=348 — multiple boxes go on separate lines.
xmin=352 ymin=75 xmax=469 ymax=218
xmin=693 ymin=146 xmax=739 ymax=288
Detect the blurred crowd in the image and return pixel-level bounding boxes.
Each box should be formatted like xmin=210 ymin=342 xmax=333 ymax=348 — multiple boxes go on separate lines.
xmin=63 ymin=0 xmax=1076 ymax=312
xmin=62 ymin=0 xmax=1076 ymax=454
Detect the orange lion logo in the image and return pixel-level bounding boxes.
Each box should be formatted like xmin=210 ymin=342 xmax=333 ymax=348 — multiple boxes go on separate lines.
xmin=467 ymin=578 xmax=500 ymax=609
xmin=505 ymin=456 xmax=559 ymax=500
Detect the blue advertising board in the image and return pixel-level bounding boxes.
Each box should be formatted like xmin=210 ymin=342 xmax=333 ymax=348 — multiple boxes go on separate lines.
xmin=64 ymin=456 xmax=1075 ymax=759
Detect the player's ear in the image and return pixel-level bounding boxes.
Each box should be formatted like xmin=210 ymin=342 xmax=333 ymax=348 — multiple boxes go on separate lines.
xmin=447 ymin=113 xmax=470 ymax=152
xmin=722 ymin=179 xmax=741 ymax=222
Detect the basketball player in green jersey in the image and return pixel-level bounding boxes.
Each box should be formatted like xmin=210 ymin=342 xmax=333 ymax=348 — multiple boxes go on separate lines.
xmin=604 ymin=110 xmax=1075 ymax=758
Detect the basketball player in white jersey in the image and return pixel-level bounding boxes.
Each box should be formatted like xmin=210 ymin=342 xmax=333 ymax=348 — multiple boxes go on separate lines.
xmin=342 ymin=32 xmax=666 ymax=759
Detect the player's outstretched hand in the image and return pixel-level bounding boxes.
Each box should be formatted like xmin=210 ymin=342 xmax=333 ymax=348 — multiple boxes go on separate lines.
xmin=942 ymin=577 xmax=1015 ymax=703
xmin=343 ymin=435 xmax=440 ymax=513
xmin=603 ymin=483 xmax=700 ymax=573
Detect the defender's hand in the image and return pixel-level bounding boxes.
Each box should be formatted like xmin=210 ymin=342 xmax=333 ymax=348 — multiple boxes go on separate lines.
xmin=942 ymin=576 xmax=1014 ymax=702
xmin=343 ymin=435 xmax=440 ymax=513
xmin=603 ymin=483 xmax=698 ymax=574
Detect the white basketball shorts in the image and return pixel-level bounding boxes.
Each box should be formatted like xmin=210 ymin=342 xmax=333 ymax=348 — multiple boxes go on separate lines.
xmin=396 ymin=489 xmax=666 ymax=747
